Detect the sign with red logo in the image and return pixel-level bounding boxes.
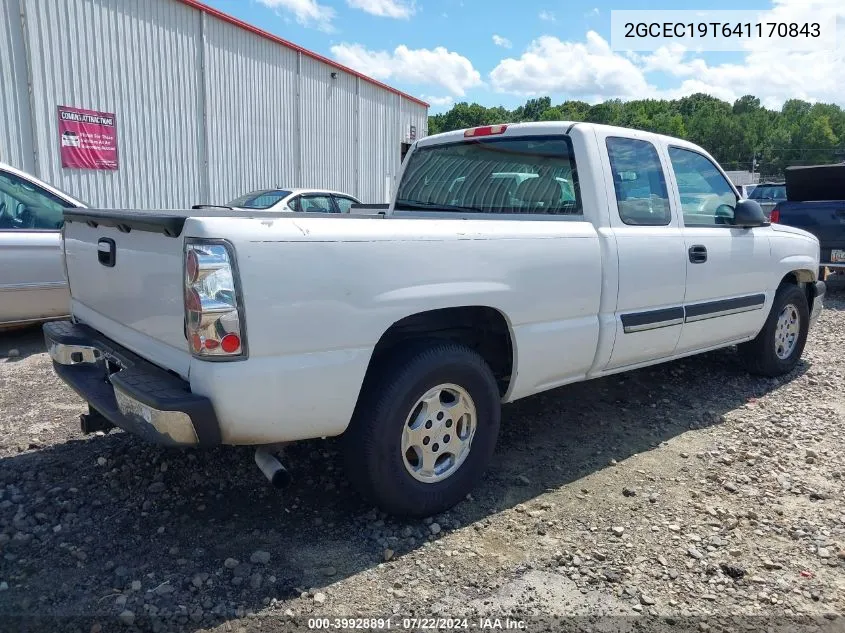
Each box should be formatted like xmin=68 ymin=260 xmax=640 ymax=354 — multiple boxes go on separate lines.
xmin=58 ymin=106 xmax=118 ymax=170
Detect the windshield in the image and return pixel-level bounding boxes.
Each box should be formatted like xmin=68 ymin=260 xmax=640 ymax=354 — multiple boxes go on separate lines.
xmin=227 ymin=189 xmax=291 ymax=209
xmin=749 ymin=185 xmax=786 ymax=201
xmin=395 ymin=136 xmax=581 ymax=215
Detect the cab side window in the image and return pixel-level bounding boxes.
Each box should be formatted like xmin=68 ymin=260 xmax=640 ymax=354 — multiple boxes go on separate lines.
xmin=668 ymin=147 xmax=738 ymax=227
xmin=606 ymin=137 xmax=671 ymax=226
xmin=0 ymin=171 xmax=71 ymax=230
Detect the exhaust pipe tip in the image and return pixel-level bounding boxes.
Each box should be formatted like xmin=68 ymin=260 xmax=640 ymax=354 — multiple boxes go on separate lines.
xmin=268 ymin=466 xmax=292 ymax=489
xmin=254 ymin=447 xmax=292 ymax=489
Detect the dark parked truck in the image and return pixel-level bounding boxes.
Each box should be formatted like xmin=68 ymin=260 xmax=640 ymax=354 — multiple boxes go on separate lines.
xmin=772 ymin=164 xmax=845 ymax=280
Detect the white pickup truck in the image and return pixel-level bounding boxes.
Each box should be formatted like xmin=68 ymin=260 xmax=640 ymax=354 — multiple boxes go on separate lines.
xmin=44 ymin=122 xmax=825 ymax=517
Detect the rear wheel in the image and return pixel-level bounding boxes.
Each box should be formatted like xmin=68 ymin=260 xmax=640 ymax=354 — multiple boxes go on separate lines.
xmin=342 ymin=341 xmax=501 ymax=517
xmin=738 ymin=283 xmax=809 ymax=377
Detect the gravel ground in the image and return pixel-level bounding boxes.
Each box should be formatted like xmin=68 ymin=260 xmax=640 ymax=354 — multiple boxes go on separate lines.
xmin=0 ymin=282 xmax=843 ymax=633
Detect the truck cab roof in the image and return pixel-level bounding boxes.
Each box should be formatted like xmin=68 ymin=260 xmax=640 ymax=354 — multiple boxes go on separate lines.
xmin=417 ymin=121 xmax=707 ymax=154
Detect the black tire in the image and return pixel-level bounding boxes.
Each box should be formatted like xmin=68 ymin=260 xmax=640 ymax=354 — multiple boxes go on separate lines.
xmin=738 ymin=283 xmax=809 ymax=377
xmin=342 ymin=341 xmax=501 ymax=517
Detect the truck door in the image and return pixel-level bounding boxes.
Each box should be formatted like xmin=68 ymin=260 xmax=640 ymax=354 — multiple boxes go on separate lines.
xmin=599 ymin=134 xmax=687 ymax=370
xmin=666 ymin=146 xmax=771 ymax=354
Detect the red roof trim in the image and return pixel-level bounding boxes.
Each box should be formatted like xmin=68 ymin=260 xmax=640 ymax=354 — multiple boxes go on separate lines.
xmin=175 ymin=0 xmax=429 ymax=108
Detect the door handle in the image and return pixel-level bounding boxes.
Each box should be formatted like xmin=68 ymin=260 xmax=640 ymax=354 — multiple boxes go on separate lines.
xmin=688 ymin=245 xmax=708 ymax=264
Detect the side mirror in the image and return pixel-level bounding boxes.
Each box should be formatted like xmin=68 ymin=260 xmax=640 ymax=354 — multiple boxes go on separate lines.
xmin=733 ymin=199 xmax=768 ymax=228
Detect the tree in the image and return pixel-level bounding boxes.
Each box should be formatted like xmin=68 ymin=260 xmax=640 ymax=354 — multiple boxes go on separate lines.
xmin=586 ymin=99 xmax=622 ymax=124
xmin=539 ymin=107 xmax=563 ymax=121
xmin=426 ymin=95 xmax=845 ymax=178
xmin=557 ymin=100 xmax=590 ymax=121
xmin=513 ymin=97 xmax=551 ymax=122
xmin=733 ymin=95 xmax=761 ymax=115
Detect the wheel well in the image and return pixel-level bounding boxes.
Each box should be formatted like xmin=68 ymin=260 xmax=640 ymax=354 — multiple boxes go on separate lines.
xmin=368 ymin=307 xmax=514 ymax=396
xmin=781 ymin=270 xmax=814 ymax=285
xmin=780 ymin=269 xmax=815 ymax=312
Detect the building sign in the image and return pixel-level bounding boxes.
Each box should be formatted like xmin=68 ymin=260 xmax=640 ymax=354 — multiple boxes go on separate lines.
xmin=409 ymin=125 xmax=416 ymax=141
xmin=58 ymin=106 xmax=118 ymax=170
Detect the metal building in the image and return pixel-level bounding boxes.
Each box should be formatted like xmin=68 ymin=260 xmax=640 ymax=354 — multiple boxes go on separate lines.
xmin=0 ymin=0 xmax=429 ymax=208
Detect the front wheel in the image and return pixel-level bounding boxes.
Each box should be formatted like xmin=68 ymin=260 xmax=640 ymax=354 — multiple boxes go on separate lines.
xmin=738 ymin=284 xmax=809 ymax=377
xmin=342 ymin=341 xmax=501 ymax=517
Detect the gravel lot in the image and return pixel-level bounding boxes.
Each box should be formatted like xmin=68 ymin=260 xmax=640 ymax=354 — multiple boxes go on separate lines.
xmin=1 ymin=282 xmax=843 ymax=633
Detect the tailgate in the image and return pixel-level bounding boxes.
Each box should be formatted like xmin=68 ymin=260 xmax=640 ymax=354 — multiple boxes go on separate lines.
xmin=63 ymin=210 xmax=190 ymax=376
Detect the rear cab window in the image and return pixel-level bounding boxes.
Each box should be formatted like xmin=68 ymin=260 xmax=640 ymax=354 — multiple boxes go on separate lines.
xmin=395 ymin=136 xmax=582 ymax=216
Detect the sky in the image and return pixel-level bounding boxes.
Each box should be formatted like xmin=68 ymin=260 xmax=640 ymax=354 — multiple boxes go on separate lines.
xmin=204 ymin=0 xmax=845 ymax=113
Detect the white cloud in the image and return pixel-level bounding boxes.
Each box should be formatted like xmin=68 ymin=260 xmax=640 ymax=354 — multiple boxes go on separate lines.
xmin=257 ymin=0 xmax=335 ymax=31
xmin=425 ymin=95 xmax=455 ymax=107
xmin=492 ymin=34 xmax=512 ymax=49
xmin=629 ymin=0 xmax=845 ymax=108
xmin=539 ymin=10 xmax=555 ymax=22
xmin=331 ymin=43 xmax=482 ymax=96
xmin=346 ymin=0 xmax=415 ymax=19
xmin=491 ymin=0 xmax=845 ymax=108
xmin=632 ymin=44 xmax=692 ymax=75
xmin=490 ymin=32 xmax=652 ymax=100
xmin=585 ymin=7 xmax=600 ymax=18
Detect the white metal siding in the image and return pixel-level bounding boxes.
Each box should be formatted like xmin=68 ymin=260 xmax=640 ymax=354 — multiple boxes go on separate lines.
xmin=402 ymin=98 xmax=428 ymax=143
xmin=20 ymin=0 xmax=204 ymax=208
xmin=358 ymin=81 xmax=394 ymax=203
xmin=0 ymin=0 xmax=34 ymax=171
xmin=300 ymin=56 xmax=357 ymax=195
xmin=2 ymin=0 xmax=426 ymax=208
xmin=203 ymin=16 xmax=299 ymax=204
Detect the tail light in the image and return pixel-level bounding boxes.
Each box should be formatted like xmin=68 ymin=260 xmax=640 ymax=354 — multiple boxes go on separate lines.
xmin=770 ymin=206 xmax=780 ymax=223
xmin=183 ymin=239 xmax=247 ymax=360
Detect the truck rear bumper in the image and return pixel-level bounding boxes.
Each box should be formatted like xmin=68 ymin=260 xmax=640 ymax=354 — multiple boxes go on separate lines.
xmin=820 ymin=246 xmax=845 ymax=269
xmin=43 ymin=320 xmax=220 ymax=447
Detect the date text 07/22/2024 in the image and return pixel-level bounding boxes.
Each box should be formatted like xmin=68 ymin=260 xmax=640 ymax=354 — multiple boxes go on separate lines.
xmin=307 ymin=617 xmax=527 ymax=630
